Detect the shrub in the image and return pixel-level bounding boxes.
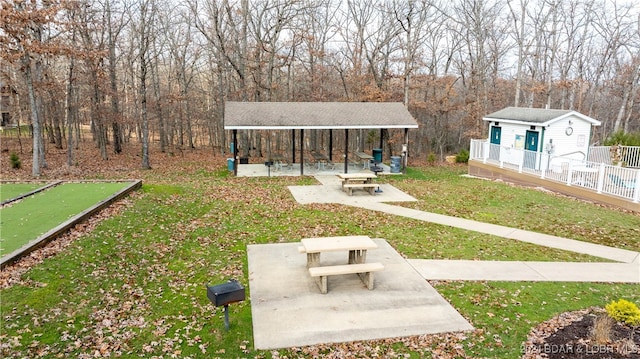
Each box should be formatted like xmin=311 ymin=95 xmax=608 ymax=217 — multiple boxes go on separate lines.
xmin=9 ymin=152 xmax=21 ymax=169
xmin=590 ymin=314 xmax=613 ymax=344
xmin=427 ymin=152 xmax=437 ymax=165
xmin=605 ymin=299 xmax=640 ymax=327
xmin=456 ymin=149 xmax=469 ymax=163
xmin=603 ymin=131 xmax=640 ymax=146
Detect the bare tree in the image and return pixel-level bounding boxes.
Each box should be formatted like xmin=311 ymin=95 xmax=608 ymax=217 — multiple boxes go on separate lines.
xmin=392 ymin=0 xmax=433 ymax=107
xmin=0 ymin=0 xmax=68 ymax=176
xmin=131 ymin=0 xmax=157 ymax=169
xmin=452 ymin=0 xmax=505 ymax=137
xmin=295 ymin=0 xmax=339 ymax=100
xmin=105 ymin=0 xmax=129 ymax=154
xmin=77 ymin=1 xmax=109 ymax=160
xmin=165 ymin=4 xmax=200 ymax=150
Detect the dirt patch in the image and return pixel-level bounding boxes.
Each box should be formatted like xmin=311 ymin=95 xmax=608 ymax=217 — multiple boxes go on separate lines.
xmin=523 ymin=308 xmax=640 ymax=358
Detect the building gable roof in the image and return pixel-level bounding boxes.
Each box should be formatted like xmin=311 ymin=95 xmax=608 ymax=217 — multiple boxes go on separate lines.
xmin=483 ymin=107 xmax=601 ymax=126
xmin=224 ymin=102 xmax=419 ymax=130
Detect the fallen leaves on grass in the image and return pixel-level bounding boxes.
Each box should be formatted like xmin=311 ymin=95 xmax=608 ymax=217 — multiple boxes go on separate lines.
xmin=0 ymin=195 xmax=136 ymax=289
xmin=274 ymin=331 xmax=472 ymax=358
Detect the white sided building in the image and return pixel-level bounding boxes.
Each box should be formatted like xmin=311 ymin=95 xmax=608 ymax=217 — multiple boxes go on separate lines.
xmin=483 ymin=107 xmax=601 ymax=171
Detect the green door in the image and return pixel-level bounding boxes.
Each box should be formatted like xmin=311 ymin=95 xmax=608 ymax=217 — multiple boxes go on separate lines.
xmin=490 ymin=126 xmax=501 ymax=144
xmin=489 ymin=126 xmax=501 ymax=160
xmin=524 ymin=130 xmax=539 ymax=169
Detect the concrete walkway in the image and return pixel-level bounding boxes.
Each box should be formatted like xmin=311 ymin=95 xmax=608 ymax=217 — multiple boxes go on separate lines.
xmin=248 ymin=174 xmax=639 ymax=350
xmin=289 ymin=175 xmax=640 ymax=283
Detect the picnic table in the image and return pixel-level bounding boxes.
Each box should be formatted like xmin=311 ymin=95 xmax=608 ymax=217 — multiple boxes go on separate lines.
xmin=311 ymin=151 xmax=330 ymax=170
xmin=355 ymin=151 xmax=373 ymax=169
xmin=299 ymin=235 xmax=378 ymax=267
xmin=269 ymin=153 xmax=288 ymax=171
xmin=336 ymin=173 xmax=378 ymax=195
xmin=298 ymin=235 xmax=384 ymax=294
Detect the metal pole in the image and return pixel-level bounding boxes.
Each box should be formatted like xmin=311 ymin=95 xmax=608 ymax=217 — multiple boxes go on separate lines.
xmin=233 ymin=130 xmax=238 ymax=176
xmin=344 ymin=129 xmax=349 ymax=173
xmin=300 ymin=129 xmax=304 ymax=176
xmin=329 ymin=129 xmax=333 ymax=161
xmin=224 ymin=305 xmax=230 ymax=330
xmin=292 ymin=129 xmax=296 ymax=164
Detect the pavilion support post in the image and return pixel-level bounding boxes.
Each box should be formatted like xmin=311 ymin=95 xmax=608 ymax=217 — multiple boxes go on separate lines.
xmin=379 ymin=129 xmax=384 ymax=151
xmin=300 ymin=129 xmax=304 ymax=176
xmin=329 ymin=129 xmax=333 ymax=161
xmin=344 ymin=129 xmax=349 ymax=173
xmin=403 ymin=128 xmax=409 ymax=173
xmin=292 ymin=129 xmax=296 ymax=164
xmin=233 ymin=129 xmax=238 ymax=176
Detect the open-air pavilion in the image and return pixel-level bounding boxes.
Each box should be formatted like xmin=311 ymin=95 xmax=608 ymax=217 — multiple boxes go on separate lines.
xmin=224 ymin=102 xmax=419 ymax=176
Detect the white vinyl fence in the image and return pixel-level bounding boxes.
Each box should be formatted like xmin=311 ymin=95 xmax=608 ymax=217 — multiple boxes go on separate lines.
xmin=470 ymin=140 xmax=640 ymax=203
xmin=588 ymin=146 xmax=640 ymax=168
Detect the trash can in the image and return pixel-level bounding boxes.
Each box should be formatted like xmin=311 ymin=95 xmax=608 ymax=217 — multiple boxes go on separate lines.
xmin=372 ymin=148 xmax=382 ymax=164
xmin=390 ymin=156 xmax=401 ymax=173
xmin=227 ymin=158 xmax=234 ymax=171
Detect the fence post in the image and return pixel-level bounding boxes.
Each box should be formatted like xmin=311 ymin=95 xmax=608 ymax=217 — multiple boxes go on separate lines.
xmin=596 ymin=163 xmax=606 ymax=193
xmin=483 ymin=141 xmax=489 ymax=164
xmin=634 ymin=170 xmax=640 ymax=203
xmin=567 ymin=161 xmax=574 ymax=186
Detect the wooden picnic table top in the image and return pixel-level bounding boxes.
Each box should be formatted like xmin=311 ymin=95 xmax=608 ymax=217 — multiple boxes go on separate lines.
xmin=311 ymin=151 xmax=329 ymax=161
xmin=300 ymin=235 xmax=377 ymax=253
xmin=336 ymin=173 xmax=377 ymax=180
xmin=269 ymin=153 xmax=285 ymax=161
xmin=355 ymin=151 xmax=373 ymax=160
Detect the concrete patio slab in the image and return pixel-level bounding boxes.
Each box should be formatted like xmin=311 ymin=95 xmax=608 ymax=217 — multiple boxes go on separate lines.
xmin=288 ymin=175 xmax=417 ymax=205
xmin=247 ymin=239 xmax=473 ymax=350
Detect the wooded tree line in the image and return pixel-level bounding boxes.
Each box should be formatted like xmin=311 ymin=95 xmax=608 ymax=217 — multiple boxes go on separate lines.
xmin=1 ymin=0 xmax=639 ymax=176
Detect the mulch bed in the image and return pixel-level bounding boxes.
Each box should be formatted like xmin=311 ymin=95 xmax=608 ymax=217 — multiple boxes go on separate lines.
xmin=523 ymin=308 xmax=639 ymax=358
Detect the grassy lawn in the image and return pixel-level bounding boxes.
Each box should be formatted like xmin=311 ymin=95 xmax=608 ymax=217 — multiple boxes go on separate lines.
xmin=0 ymin=183 xmax=45 ymax=202
xmin=0 ymin=182 xmax=131 ymax=255
xmin=1 ymin=165 xmax=638 ymax=358
xmin=389 ymin=166 xmax=640 ymax=252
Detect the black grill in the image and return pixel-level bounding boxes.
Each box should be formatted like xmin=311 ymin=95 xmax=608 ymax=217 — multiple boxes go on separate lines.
xmin=207 ymin=280 xmax=245 ymax=307
xmin=206 ymin=280 xmax=245 ymax=330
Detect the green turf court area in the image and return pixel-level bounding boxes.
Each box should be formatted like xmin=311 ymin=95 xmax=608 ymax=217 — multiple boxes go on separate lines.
xmin=0 ymin=182 xmax=132 ymax=256
xmin=0 ymin=183 xmax=47 ymax=202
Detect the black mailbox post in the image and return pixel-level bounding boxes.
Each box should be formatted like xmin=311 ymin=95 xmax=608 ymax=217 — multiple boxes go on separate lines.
xmin=206 ymin=280 xmax=245 ymax=330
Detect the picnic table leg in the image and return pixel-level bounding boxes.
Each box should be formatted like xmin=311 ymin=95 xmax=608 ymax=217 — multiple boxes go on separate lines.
xmin=349 ymin=250 xmax=366 ymax=264
xmin=357 ymin=272 xmax=375 ymax=290
xmin=318 ymin=276 xmax=328 ymax=294
xmin=307 ymin=253 xmax=320 ymax=268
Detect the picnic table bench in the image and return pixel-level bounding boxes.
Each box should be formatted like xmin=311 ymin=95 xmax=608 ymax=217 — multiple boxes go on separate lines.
xmin=336 ymin=173 xmax=378 ymax=195
xmin=298 ymin=235 xmax=384 ymax=294
xmin=308 ymin=262 xmax=384 ymax=294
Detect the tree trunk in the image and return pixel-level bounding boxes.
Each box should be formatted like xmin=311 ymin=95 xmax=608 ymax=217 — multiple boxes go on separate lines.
xmin=66 ymin=58 xmax=76 ymax=166
xmin=107 ymin=0 xmax=123 ymax=154
xmin=23 ymin=53 xmax=42 ymax=177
